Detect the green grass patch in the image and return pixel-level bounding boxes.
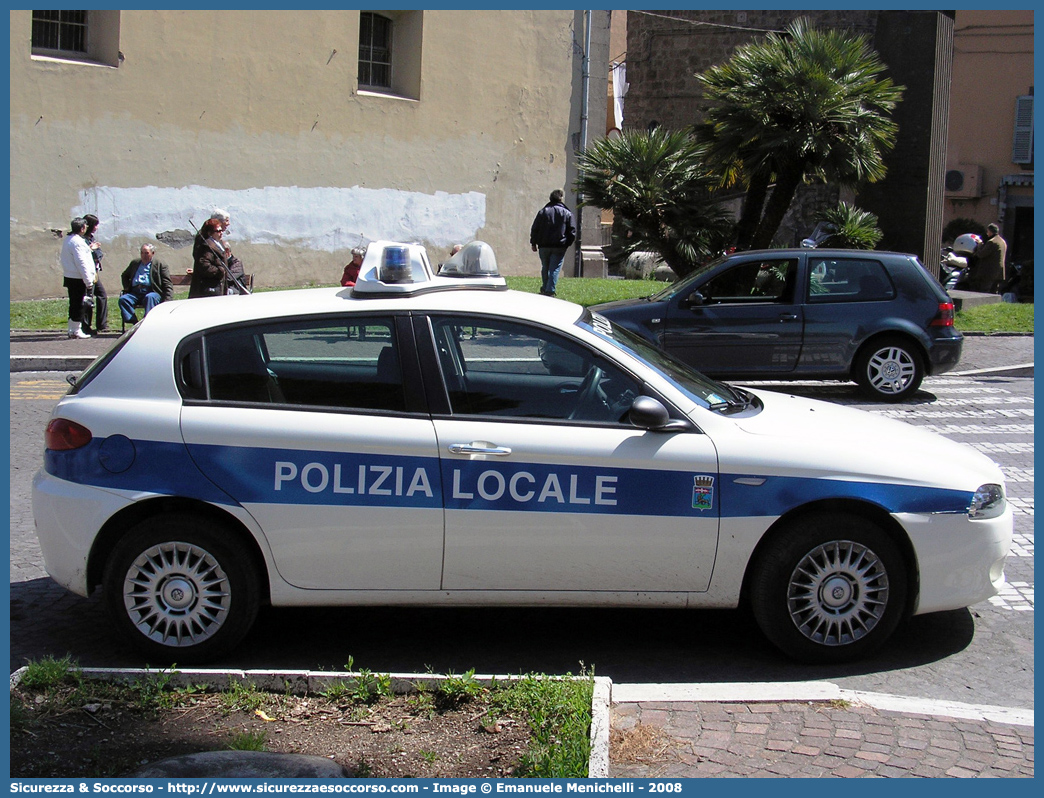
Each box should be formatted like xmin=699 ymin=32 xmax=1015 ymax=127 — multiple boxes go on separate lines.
xmin=5 ymin=278 xmax=657 ymax=331
xmin=503 ymin=275 xmax=661 ymax=306
xmin=9 ymin=292 xmax=193 ymax=330
xmin=18 ymin=655 xmax=79 ymax=690
xmin=491 ymin=671 xmax=594 ymax=778
xmin=954 ymin=301 xmax=1033 ymax=333
xmin=14 ymin=278 xmax=1028 ymax=335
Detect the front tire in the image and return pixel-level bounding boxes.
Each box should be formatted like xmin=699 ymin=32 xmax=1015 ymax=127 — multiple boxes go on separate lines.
xmin=854 ymin=336 xmax=924 ymax=401
xmin=103 ymin=515 xmax=260 ymax=663
xmin=750 ymin=513 xmax=907 ymax=663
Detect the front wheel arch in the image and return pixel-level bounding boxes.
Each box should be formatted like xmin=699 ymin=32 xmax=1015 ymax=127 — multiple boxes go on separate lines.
xmin=741 ymin=503 xmax=919 ymax=662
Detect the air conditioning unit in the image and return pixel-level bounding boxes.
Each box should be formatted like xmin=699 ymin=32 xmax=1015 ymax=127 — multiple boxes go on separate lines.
xmin=945 ymin=164 xmax=984 ymax=198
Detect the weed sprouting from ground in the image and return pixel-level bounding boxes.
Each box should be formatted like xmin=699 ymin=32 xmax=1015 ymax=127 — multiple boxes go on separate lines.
xmin=228 ymin=730 xmax=269 ymax=751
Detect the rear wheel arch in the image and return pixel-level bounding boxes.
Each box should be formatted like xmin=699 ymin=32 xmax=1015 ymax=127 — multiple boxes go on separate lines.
xmin=87 ymin=497 xmax=270 ymax=604
xmin=852 ymin=332 xmax=928 ymax=400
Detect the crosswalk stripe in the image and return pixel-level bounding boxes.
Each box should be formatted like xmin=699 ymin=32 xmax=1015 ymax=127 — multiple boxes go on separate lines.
xmin=922 ymin=424 xmax=1035 ymax=435
xmin=969 ymin=442 xmax=1035 ymax=454
xmin=878 ymin=409 xmax=1033 ymax=419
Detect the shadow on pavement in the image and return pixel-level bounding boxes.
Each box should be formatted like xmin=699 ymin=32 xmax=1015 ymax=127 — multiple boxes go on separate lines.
xmin=12 ymin=576 xmax=974 ymax=684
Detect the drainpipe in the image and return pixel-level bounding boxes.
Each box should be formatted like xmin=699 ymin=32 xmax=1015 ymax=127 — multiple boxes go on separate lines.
xmin=574 ymin=9 xmax=592 ymax=277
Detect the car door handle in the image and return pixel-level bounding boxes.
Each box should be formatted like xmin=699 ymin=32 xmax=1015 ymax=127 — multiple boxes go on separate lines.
xmin=448 ymin=443 xmax=512 ymax=456
xmin=778 ymin=313 xmax=799 ymax=321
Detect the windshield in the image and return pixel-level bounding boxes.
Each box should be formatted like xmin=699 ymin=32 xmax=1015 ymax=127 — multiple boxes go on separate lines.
xmin=647 ymin=255 xmax=729 ymax=302
xmin=578 ymin=309 xmax=744 ymax=409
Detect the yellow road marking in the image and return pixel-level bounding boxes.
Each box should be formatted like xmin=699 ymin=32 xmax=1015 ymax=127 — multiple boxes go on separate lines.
xmin=10 ymin=379 xmax=69 ymax=401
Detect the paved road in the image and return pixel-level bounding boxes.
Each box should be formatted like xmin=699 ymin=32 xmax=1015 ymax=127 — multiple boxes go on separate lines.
xmin=10 ymin=362 xmax=1033 ymax=714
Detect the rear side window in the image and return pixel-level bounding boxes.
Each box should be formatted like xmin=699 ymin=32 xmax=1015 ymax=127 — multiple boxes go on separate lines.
xmin=203 ymin=317 xmax=405 ymax=412
xmin=808 ymin=258 xmax=896 ymax=303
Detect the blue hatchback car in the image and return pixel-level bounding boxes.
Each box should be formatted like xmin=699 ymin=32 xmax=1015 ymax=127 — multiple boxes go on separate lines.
xmin=592 ymin=249 xmax=963 ymax=401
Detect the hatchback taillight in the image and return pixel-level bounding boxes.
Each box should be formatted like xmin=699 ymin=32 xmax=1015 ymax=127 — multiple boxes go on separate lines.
xmin=45 ymin=418 xmax=93 ymax=450
xmin=930 ymin=302 xmax=955 ymax=327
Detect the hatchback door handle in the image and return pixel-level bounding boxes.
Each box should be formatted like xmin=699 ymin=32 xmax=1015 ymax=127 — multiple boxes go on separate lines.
xmin=448 ymin=443 xmax=512 ymax=456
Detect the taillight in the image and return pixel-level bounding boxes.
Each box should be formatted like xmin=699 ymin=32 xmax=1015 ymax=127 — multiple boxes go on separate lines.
xmin=930 ymin=302 xmax=955 ymax=327
xmin=45 ymin=418 xmax=93 ymax=450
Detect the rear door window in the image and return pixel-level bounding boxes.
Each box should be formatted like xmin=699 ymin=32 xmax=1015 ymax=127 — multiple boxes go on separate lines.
xmin=203 ymin=317 xmax=405 ymax=412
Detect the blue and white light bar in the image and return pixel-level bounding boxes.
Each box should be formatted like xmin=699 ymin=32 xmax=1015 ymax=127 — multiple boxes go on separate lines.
xmin=352 ymin=240 xmax=507 ymax=296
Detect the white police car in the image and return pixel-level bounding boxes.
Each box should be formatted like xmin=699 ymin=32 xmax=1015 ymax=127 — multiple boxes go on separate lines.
xmin=33 ymin=241 xmax=1013 ymax=664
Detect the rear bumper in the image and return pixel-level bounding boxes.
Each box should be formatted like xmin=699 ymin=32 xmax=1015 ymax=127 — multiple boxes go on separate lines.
xmin=927 ymin=334 xmax=964 ymax=376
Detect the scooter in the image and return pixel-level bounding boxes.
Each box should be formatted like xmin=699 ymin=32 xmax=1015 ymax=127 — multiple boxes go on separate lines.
xmin=940 ymin=233 xmax=982 ymax=291
xmin=940 ymin=247 xmax=969 ymax=291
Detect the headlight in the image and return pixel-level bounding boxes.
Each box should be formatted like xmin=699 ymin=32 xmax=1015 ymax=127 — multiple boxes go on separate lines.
xmin=969 ymin=484 xmax=1005 ymax=518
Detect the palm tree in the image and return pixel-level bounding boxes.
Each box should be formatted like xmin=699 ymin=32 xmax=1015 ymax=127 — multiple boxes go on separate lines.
xmin=695 ymin=18 xmax=903 ymax=251
xmin=813 ymin=201 xmax=883 ymax=249
xmin=575 ymin=127 xmax=733 ymax=278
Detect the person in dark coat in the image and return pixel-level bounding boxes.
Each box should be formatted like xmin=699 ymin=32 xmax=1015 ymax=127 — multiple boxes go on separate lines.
xmin=969 ymin=222 xmax=1008 ymax=294
xmin=80 ymin=214 xmax=109 ymax=333
xmin=189 ymin=218 xmax=228 ymax=297
xmin=119 ymin=244 xmax=174 ymax=324
xmin=529 ymin=189 xmax=576 ymax=297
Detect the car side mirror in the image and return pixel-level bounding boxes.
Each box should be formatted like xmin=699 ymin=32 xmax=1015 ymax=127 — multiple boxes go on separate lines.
xmin=681 ymin=291 xmax=706 ymax=309
xmin=628 ymin=395 xmax=692 ymax=432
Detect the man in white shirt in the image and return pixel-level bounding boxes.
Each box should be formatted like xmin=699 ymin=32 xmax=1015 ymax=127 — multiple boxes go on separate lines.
xmin=60 ymin=217 xmax=95 ymax=339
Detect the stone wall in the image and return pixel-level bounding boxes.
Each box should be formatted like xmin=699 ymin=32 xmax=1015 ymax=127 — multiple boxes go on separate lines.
xmin=624 ymin=10 xmax=949 ymax=263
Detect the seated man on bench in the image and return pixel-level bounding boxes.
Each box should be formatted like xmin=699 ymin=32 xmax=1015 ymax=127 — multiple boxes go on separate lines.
xmin=119 ymin=244 xmax=174 ymax=325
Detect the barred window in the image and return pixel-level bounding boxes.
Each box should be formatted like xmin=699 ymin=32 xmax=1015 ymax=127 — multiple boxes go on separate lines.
xmin=32 ymin=9 xmax=87 ymax=54
xmin=358 ymin=11 xmax=392 ymax=90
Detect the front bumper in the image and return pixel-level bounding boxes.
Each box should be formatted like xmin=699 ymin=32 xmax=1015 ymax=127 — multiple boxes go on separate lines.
xmin=902 ymin=505 xmax=1014 ymax=615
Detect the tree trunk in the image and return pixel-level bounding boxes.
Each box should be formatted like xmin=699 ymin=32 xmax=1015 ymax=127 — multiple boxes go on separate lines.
xmin=662 ymin=249 xmax=694 ymax=279
xmin=750 ymin=164 xmax=805 ymax=250
xmin=734 ymin=170 xmax=770 ymax=251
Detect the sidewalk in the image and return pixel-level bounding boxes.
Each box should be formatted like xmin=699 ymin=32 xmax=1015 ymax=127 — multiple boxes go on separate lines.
xmin=10 ymin=328 xmax=1033 ymax=375
xmin=608 ymin=683 xmax=1033 ymax=778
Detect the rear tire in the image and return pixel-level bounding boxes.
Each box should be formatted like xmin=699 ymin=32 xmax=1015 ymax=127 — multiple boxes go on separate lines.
xmin=750 ymin=513 xmax=907 ymax=663
xmin=854 ymin=336 xmax=924 ymax=401
xmin=104 ymin=515 xmax=259 ymax=664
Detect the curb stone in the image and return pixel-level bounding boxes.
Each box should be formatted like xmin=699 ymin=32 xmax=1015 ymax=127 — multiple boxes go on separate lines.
xmin=609 ymin=682 xmax=1033 ymax=728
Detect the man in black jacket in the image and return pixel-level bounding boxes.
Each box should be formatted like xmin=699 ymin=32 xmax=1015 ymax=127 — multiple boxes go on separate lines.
xmin=119 ymin=244 xmax=174 ymax=324
xmin=529 ymin=189 xmax=576 ymax=297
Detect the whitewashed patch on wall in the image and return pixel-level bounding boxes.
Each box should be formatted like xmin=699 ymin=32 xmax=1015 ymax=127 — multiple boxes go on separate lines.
xmin=74 ymin=186 xmax=486 ymax=251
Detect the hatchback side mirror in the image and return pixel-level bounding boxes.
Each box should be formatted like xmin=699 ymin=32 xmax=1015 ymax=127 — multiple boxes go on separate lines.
xmin=681 ymin=291 xmax=706 ymax=309
xmin=628 ymin=395 xmax=692 ymax=432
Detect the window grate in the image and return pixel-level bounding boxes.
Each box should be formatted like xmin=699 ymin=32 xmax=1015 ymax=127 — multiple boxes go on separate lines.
xmin=358 ymin=11 xmax=392 ymax=89
xmin=32 ymin=9 xmax=87 ymax=54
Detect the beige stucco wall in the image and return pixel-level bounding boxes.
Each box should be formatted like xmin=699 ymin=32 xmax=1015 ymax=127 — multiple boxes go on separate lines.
xmin=944 ymin=9 xmax=1034 ymax=231
xmin=10 ymin=10 xmax=608 ymax=299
